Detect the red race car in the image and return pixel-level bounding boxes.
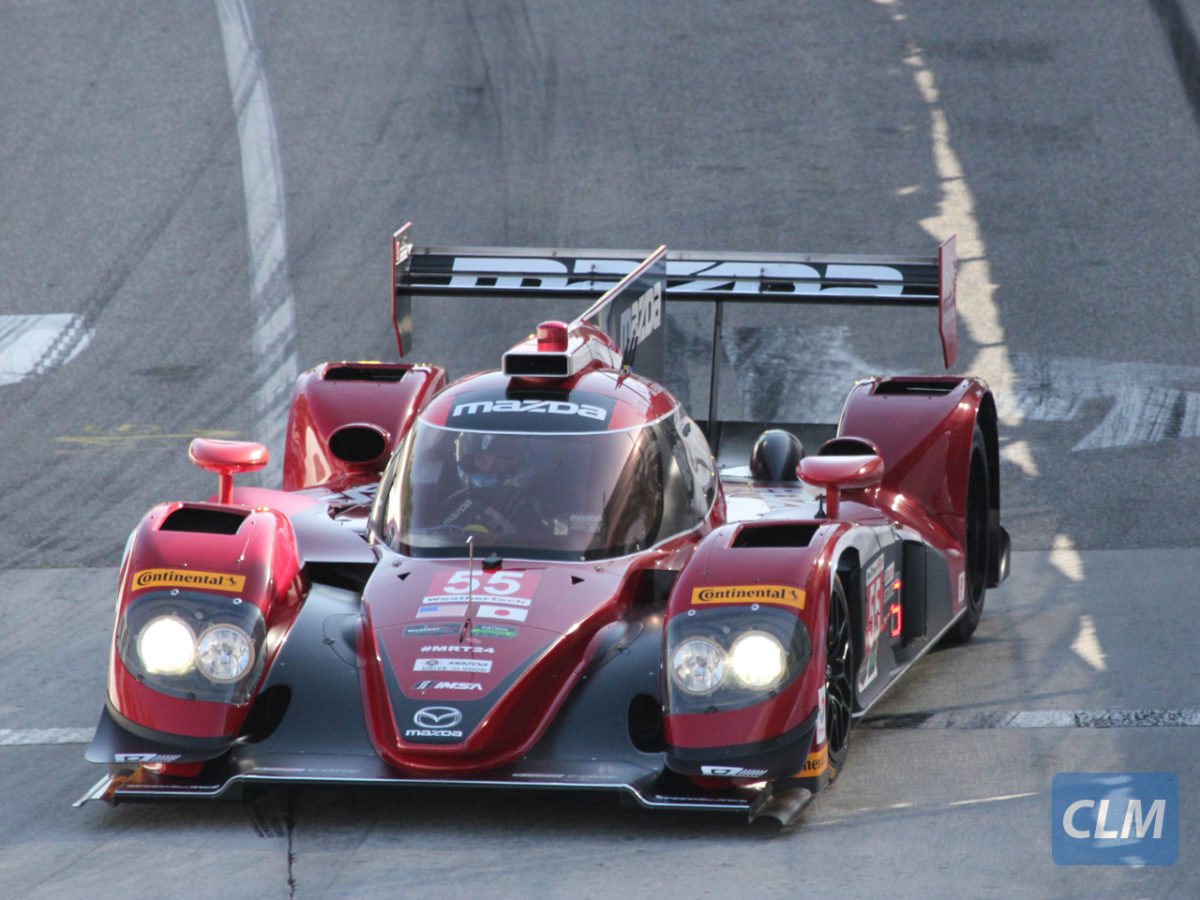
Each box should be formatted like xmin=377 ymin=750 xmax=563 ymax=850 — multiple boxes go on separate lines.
xmin=79 ymin=226 xmax=1009 ymax=827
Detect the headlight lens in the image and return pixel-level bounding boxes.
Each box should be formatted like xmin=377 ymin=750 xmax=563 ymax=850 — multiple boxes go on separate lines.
xmin=728 ymin=630 xmax=787 ymax=689
xmin=665 ymin=605 xmax=812 ymax=713
xmin=138 ymin=616 xmax=196 ymax=675
xmin=118 ymin=590 xmax=267 ymax=704
xmin=195 ymin=624 xmax=255 ymax=683
xmin=671 ymin=638 xmax=727 ymax=694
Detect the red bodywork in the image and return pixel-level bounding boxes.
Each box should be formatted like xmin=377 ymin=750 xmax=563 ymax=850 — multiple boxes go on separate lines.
xmin=86 ymin=233 xmax=1006 ymax=824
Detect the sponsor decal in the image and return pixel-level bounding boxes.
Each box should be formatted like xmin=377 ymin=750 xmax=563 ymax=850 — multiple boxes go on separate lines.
xmin=451 ymin=398 xmax=608 ymax=421
xmin=115 ymin=753 xmax=182 ymax=764
xmin=618 ymin=282 xmax=663 ymax=358
xmin=799 ymin=745 xmax=828 ymax=777
xmin=1052 ymin=773 xmax=1178 ymax=865
xmin=419 ymin=644 xmax=494 ymax=654
xmin=403 ymin=623 xmax=461 ymax=637
xmin=690 ymin=584 xmax=805 ymax=610
xmin=472 ymin=624 xmax=518 ymax=639
xmin=436 ymin=254 xmax=905 ymax=297
xmin=405 ymin=706 xmax=464 ymax=740
xmin=415 ymin=603 xmax=468 ymax=619
xmin=477 ymin=604 xmax=527 ymax=622
xmin=413 ymin=707 xmax=462 ymax=728
xmin=438 ymin=389 xmax=616 ymax=433
xmin=413 ymin=658 xmax=493 ymax=673
xmin=132 ymin=568 xmax=246 ymax=593
xmin=414 ymin=680 xmax=484 ymax=692
xmin=858 ymin=556 xmax=885 ymax=692
xmin=816 ymin=684 xmax=827 ymax=746
xmin=429 ymin=569 xmax=540 ymax=604
xmin=699 ymin=765 xmax=768 ymax=779
xmin=423 ymin=593 xmax=530 ymax=608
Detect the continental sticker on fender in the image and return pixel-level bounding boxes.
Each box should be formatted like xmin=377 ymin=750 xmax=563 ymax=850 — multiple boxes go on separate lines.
xmin=132 ymin=568 xmax=246 ymax=592
xmin=691 ymin=584 xmax=805 ymax=610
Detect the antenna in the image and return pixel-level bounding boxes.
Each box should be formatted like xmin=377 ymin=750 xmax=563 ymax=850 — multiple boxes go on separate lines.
xmin=460 ymin=535 xmax=475 ymax=644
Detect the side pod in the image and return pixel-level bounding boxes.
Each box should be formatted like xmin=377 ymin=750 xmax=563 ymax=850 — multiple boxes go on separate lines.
xmin=282 ymin=361 xmax=446 ymax=491
xmin=836 ymin=376 xmax=1002 ymax=556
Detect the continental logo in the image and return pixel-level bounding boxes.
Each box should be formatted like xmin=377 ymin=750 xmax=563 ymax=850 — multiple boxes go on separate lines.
xmin=132 ymin=568 xmax=246 ymax=592
xmin=799 ymin=745 xmax=828 ymax=777
xmin=690 ymin=584 xmax=805 ymax=610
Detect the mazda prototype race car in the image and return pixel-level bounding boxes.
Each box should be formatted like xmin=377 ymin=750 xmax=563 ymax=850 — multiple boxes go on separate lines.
xmin=79 ymin=226 xmax=1010 ymax=826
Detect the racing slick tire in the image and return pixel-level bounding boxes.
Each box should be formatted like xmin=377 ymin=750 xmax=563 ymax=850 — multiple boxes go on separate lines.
xmin=944 ymin=425 xmax=990 ymax=644
xmin=825 ymin=575 xmax=855 ymax=776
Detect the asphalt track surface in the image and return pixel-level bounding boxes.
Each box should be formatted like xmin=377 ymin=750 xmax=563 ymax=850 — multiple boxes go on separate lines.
xmin=2 ymin=1 xmax=1199 ymax=897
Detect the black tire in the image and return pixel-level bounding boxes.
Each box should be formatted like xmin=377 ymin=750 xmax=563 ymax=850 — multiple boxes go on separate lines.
xmin=825 ymin=576 xmax=855 ymax=775
xmin=945 ymin=425 xmax=990 ymax=644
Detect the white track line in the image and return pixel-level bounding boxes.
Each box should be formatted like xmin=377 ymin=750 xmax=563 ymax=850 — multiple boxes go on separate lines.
xmin=0 ymin=314 xmax=91 ymax=386
xmin=215 ymin=0 xmax=298 ymax=486
xmin=0 ymin=728 xmax=95 ymax=746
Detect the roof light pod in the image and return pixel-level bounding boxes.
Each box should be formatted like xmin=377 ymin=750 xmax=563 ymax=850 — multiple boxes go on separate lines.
xmin=536 ymin=320 xmax=568 ymax=353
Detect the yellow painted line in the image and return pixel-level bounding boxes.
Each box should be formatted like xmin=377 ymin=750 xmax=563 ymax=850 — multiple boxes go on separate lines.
xmin=55 ymin=429 xmax=239 ymax=447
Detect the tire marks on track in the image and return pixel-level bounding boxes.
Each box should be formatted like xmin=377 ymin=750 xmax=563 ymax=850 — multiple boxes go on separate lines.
xmin=1148 ymin=0 xmax=1200 ymax=129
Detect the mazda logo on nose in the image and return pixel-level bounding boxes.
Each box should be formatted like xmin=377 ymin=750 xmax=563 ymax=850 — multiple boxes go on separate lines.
xmin=414 ymin=706 xmax=462 ymax=729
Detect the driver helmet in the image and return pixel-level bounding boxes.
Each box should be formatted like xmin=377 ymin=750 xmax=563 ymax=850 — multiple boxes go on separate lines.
xmin=455 ymin=432 xmax=525 ymax=489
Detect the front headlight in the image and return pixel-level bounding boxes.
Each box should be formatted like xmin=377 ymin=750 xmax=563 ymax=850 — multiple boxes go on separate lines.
xmin=665 ymin=605 xmax=812 ymax=713
xmin=728 ymin=630 xmax=787 ymax=689
xmin=196 ymin=624 xmax=255 ymax=682
xmin=138 ymin=616 xmax=196 ymax=675
xmin=671 ymin=638 xmax=727 ymax=694
xmin=118 ymin=590 xmax=267 ymax=704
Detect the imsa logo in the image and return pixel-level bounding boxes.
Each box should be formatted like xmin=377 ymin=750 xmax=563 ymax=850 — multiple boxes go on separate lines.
xmin=1052 ymin=772 xmax=1178 ymax=865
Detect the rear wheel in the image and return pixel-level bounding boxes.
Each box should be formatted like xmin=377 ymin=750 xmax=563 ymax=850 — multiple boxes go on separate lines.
xmin=825 ymin=576 xmax=854 ymax=774
xmin=946 ymin=426 xmax=990 ymax=643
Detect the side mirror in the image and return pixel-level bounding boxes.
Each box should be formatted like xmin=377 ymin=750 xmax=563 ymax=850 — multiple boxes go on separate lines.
xmin=189 ymin=438 xmax=269 ymax=504
xmin=797 ymin=454 xmax=883 ymax=520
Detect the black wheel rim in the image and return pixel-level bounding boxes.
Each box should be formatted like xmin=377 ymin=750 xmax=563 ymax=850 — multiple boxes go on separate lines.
xmin=825 ymin=588 xmax=853 ymax=759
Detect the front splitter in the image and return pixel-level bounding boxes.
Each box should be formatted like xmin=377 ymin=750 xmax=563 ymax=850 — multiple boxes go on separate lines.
xmin=75 ymin=750 xmax=764 ymax=814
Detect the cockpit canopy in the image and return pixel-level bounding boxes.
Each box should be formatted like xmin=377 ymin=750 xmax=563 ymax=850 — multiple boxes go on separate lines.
xmin=372 ymin=409 xmax=716 ymax=562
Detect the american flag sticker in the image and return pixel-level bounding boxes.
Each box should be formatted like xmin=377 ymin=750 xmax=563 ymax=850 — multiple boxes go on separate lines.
xmin=416 ymin=603 xmax=468 ymax=619
xmin=477 ymin=604 xmax=528 ymax=622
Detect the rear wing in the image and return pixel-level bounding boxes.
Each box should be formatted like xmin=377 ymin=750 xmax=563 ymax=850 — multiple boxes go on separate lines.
xmin=392 ymin=223 xmax=957 ymax=368
xmin=392 ymin=225 xmax=957 ymax=444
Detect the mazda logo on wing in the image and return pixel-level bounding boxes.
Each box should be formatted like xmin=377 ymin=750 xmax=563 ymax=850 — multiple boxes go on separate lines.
xmin=414 ymin=706 xmax=462 ymax=729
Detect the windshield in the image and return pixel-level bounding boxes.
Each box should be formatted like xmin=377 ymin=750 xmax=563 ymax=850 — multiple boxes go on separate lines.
xmin=375 ymin=417 xmax=711 ymax=561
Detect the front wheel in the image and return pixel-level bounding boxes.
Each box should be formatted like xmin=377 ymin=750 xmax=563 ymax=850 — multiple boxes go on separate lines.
xmin=825 ymin=576 xmax=855 ymax=775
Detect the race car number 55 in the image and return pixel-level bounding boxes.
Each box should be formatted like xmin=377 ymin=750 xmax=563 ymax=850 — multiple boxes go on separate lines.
xmin=434 ymin=569 xmax=541 ymax=599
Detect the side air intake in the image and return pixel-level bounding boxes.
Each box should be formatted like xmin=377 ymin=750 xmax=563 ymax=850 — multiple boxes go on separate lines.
xmin=160 ymin=506 xmax=248 ymax=535
xmin=324 ymin=365 xmax=407 ymax=383
xmin=731 ymin=523 xmax=819 ymax=548
xmin=873 ymin=378 xmax=960 ymax=396
xmin=328 ymin=426 xmax=388 ymax=464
